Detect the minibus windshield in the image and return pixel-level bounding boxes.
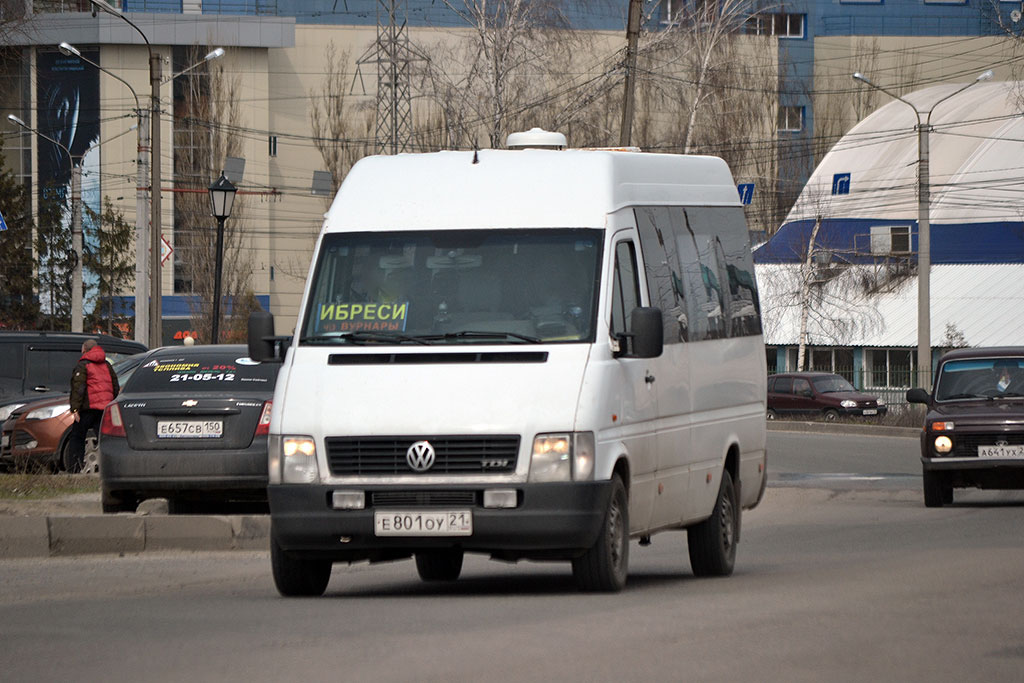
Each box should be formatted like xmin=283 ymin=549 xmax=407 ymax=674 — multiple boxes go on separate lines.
xmin=300 ymin=229 xmax=603 ymax=345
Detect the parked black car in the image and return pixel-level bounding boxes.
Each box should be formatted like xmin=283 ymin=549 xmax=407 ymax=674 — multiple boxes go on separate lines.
xmin=99 ymin=345 xmax=279 ymax=514
xmin=0 ymin=331 xmax=146 ymax=424
xmin=767 ymin=372 xmax=886 ymax=420
xmin=907 ymin=347 xmax=1024 ymax=507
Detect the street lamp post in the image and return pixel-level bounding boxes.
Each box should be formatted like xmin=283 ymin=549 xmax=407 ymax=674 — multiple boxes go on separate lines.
xmin=208 ymin=172 xmax=237 ymax=345
xmin=851 ymin=70 xmax=993 ymax=389
xmin=58 ymin=41 xmax=149 ymax=345
xmin=8 ymin=114 xmax=83 ymax=333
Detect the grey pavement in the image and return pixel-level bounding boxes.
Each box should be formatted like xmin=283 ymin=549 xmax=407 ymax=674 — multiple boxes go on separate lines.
xmin=0 ymin=420 xmax=912 ymax=558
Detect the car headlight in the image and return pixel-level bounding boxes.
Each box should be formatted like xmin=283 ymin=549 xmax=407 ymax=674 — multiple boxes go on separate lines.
xmin=0 ymin=403 xmax=26 ymax=421
xmin=840 ymin=400 xmax=857 ymax=408
xmin=26 ymin=404 xmax=71 ymax=421
xmin=876 ymin=398 xmax=886 ymax=407
xmin=269 ymin=435 xmax=319 ymax=484
xmin=529 ymin=432 xmax=595 ymax=482
xmin=934 ymin=436 xmax=953 ymax=454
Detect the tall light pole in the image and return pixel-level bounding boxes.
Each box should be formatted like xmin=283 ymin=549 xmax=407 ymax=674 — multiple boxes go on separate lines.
xmin=8 ymin=114 xmax=83 ymax=333
xmin=851 ymin=70 xmax=993 ymax=389
xmin=88 ymin=0 xmax=162 ymax=346
xmin=89 ymin=1 xmax=224 ymax=348
xmin=59 ymin=41 xmax=149 ymax=345
xmin=207 ymin=172 xmax=237 ymax=345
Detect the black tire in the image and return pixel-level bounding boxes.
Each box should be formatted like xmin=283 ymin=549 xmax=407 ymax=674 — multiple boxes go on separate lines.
xmin=687 ymin=470 xmax=738 ymax=577
xmin=60 ymin=434 xmax=76 ymax=473
xmin=415 ymin=549 xmax=464 ymax=582
xmin=572 ymin=474 xmax=629 ymax=592
xmin=922 ymin=468 xmax=952 ymax=508
xmin=766 ymin=409 xmax=777 ymax=420
xmin=823 ymin=409 xmax=839 ymax=422
xmin=271 ymin=534 xmax=332 ymax=597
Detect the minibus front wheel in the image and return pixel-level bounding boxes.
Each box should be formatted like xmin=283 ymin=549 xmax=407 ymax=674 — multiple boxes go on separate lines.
xmin=572 ymin=474 xmax=629 ymax=592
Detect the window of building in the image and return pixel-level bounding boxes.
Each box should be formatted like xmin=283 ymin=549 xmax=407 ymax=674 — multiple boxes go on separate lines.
xmin=870 ymin=225 xmax=912 ymax=255
xmin=778 ymin=106 xmax=804 ymax=132
xmin=745 ymin=13 xmax=805 ymax=38
xmin=867 ymin=348 xmax=915 ymax=388
xmin=766 ymin=347 xmax=778 ymax=374
xmin=268 ymin=135 xmax=278 ymax=157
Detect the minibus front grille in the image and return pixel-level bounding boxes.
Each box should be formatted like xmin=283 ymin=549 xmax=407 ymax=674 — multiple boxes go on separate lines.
xmin=370 ymin=490 xmax=478 ymax=507
xmin=325 ymin=436 xmax=519 ymax=475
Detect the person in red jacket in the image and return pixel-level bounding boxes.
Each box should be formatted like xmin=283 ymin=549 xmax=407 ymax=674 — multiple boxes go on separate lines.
xmin=68 ymin=339 xmax=120 ymax=473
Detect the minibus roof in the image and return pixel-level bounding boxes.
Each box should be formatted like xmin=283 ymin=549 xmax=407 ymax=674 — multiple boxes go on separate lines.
xmin=323 ymin=149 xmax=740 ymax=232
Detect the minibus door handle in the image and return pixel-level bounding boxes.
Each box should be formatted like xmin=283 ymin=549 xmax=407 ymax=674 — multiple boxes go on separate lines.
xmin=645 ymin=372 xmax=656 ymax=384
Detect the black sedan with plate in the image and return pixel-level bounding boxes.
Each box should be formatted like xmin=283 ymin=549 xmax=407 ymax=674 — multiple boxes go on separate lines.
xmin=99 ymin=344 xmax=278 ymax=514
xmin=907 ymin=347 xmax=1024 ymax=507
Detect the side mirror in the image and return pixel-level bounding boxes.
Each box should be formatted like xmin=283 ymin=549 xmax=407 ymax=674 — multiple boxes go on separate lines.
xmin=906 ymin=387 xmax=931 ymax=404
xmin=631 ymin=307 xmax=663 ymax=358
xmin=248 ymin=310 xmax=278 ymax=363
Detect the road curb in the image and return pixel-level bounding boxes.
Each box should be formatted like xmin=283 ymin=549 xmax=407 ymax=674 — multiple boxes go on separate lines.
xmin=767 ymin=420 xmax=920 ymax=438
xmin=0 ymin=514 xmax=270 ymax=558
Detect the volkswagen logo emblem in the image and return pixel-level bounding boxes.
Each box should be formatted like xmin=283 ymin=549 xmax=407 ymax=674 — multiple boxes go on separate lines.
xmin=406 ymin=440 xmax=436 ymax=472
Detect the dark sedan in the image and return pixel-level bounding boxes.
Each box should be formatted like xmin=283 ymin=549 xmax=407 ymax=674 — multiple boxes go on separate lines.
xmin=907 ymin=347 xmax=1024 ymax=507
xmin=99 ymin=345 xmax=278 ymax=514
xmin=767 ymin=372 xmax=887 ymax=421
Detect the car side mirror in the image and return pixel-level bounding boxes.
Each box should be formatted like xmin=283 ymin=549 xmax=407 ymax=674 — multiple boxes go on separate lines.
xmin=248 ymin=310 xmax=285 ymax=363
xmin=906 ymin=387 xmax=931 ymax=404
xmin=614 ymin=307 xmax=663 ymax=359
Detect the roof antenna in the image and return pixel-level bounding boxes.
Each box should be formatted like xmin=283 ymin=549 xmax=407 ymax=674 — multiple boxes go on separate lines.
xmin=472 ymin=140 xmax=479 ymax=165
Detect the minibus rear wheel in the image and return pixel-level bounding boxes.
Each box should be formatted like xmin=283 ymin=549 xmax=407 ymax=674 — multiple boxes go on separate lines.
xmin=687 ymin=470 xmax=737 ymax=577
xmin=572 ymin=474 xmax=629 ymax=592
xmin=415 ymin=549 xmax=464 ymax=581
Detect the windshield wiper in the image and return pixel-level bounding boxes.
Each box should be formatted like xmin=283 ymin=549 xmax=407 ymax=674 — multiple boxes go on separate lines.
xmin=426 ymin=330 xmax=543 ymax=344
xmin=301 ymin=331 xmax=431 ymax=345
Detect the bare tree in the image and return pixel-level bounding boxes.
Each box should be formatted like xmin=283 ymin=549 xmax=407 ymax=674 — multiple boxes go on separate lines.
xmin=310 ymin=42 xmax=374 ymax=191
xmin=173 ymin=46 xmax=252 ymax=343
xmin=419 ymin=0 xmax=586 ymax=149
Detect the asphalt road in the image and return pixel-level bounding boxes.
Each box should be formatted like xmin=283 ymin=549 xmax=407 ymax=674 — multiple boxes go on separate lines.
xmin=2 ymin=431 xmax=1023 ymax=682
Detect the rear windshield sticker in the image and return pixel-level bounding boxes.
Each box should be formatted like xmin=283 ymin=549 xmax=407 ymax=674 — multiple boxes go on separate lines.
xmin=317 ymin=302 xmax=409 ymax=332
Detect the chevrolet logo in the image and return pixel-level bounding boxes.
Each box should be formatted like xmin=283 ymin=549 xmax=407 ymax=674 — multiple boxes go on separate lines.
xmin=182 ymin=400 xmax=198 ymax=407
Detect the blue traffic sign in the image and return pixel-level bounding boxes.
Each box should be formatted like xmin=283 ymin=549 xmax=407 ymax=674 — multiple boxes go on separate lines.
xmin=0 ymin=208 xmax=8 ymax=231
xmin=737 ymin=183 xmax=755 ymax=205
xmin=832 ymin=173 xmax=851 ymax=196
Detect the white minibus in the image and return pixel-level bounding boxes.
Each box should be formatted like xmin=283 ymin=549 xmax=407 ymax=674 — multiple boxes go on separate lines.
xmin=249 ymin=131 xmax=767 ymax=595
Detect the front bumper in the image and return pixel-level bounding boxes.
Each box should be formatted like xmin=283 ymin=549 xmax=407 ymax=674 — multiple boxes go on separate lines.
xmin=270 ymin=480 xmax=612 ymax=563
xmin=839 ymin=406 xmax=887 ymax=417
xmin=922 ymin=456 xmax=1024 ymax=490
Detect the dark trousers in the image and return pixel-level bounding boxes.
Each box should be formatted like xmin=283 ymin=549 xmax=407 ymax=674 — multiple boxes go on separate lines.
xmin=67 ymin=409 xmax=103 ymax=472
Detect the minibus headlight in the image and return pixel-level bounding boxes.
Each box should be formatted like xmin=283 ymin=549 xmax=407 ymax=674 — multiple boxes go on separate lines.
xmin=529 ymin=432 xmax=595 ymax=482
xmin=275 ymin=435 xmax=320 ymax=484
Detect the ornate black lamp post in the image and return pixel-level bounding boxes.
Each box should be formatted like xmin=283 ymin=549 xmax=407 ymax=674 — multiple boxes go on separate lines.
xmin=208 ymin=172 xmax=237 ymax=344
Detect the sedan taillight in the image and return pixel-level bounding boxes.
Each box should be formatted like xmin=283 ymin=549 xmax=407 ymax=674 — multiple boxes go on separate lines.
xmin=101 ymin=403 xmax=126 ymax=437
xmin=255 ymin=400 xmax=272 ymax=436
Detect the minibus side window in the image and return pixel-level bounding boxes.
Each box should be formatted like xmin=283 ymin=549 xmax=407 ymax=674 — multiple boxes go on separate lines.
xmin=635 ymin=207 xmax=688 ymax=344
xmin=611 ymin=240 xmax=641 ymax=337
